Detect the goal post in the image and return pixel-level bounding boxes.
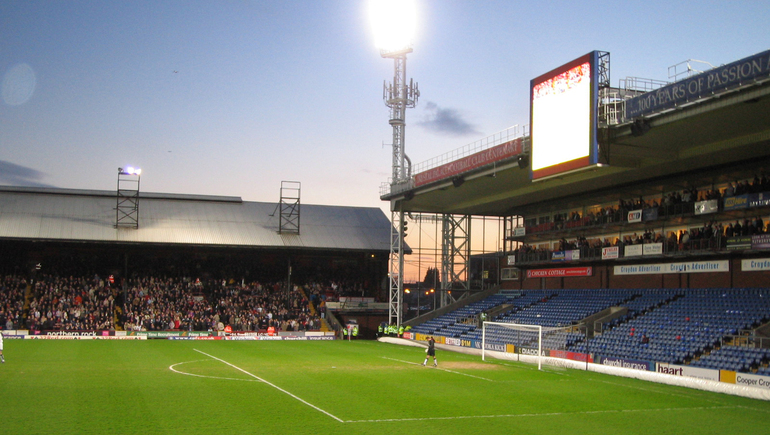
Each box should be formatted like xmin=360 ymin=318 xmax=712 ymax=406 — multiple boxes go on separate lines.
xmin=482 ymin=321 xmax=576 ymax=370
xmin=482 ymin=321 xmax=542 ymax=370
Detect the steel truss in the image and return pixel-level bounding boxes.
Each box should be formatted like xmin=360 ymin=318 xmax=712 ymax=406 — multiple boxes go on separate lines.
xmin=441 ymin=214 xmax=471 ymax=307
xmin=389 ymin=207 xmax=406 ymax=325
xmin=116 ymin=171 xmax=140 ymax=229
xmin=279 ymin=181 xmax=301 ymax=235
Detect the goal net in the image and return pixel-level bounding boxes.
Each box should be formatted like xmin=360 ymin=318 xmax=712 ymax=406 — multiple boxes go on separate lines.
xmin=482 ymin=321 xmax=577 ymax=370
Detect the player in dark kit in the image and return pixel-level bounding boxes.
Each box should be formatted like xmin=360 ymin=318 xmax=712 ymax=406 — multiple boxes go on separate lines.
xmin=422 ymin=336 xmax=437 ymax=367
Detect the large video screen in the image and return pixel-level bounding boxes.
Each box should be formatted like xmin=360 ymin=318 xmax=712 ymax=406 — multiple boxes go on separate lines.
xmin=530 ymin=51 xmax=599 ymax=180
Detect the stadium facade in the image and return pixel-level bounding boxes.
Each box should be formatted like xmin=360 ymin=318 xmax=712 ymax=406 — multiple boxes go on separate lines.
xmin=380 ymin=49 xmax=770 ymax=398
xmin=382 ymin=48 xmax=770 ymax=293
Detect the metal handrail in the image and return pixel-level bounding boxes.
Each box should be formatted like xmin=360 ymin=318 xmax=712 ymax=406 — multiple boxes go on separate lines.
xmin=381 ymin=125 xmax=529 ymax=197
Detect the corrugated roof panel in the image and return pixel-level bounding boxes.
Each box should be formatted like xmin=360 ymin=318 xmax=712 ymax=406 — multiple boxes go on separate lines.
xmin=0 ymin=187 xmax=392 ymax=252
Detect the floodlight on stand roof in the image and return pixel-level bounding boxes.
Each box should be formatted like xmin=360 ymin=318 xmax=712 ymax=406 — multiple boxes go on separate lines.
xmin=118 ymin=166 xmax=142 ymax=176
xmin=116 ymin=166 xmax=141 ymax=229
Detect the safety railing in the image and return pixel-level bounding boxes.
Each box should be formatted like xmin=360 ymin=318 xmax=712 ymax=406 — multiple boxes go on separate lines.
xmin=381 ymin=125 xmax=528 ymax=197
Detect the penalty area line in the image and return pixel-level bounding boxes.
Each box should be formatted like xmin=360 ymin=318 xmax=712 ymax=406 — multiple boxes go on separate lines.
xmin=381 ymin=357 xmax=495 ymax=382
xmin=346 ymin=405 xmax=739 ymax=423
xmin=193 ymin=348 xmax=344 ymax=423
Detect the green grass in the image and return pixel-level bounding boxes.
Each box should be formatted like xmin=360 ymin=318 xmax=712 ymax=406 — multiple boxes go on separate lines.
xmin=1 ymin=339 xmax=768 ymax=434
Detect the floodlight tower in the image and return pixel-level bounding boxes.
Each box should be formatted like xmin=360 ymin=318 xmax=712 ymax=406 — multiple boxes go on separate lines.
xmin=116 ymin=166 xmax=142 ymax=229
xmin=382 ymin=50 xmax=419 ymax=185
xmin=371 ymin=0 xmax=419 ymax=327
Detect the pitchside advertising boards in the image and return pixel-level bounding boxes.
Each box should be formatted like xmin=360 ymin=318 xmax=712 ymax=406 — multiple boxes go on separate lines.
xmin=411 ymin=334 xmax=770 ymax=391
xmin=3 ymin=330 xmax=336 ymax=340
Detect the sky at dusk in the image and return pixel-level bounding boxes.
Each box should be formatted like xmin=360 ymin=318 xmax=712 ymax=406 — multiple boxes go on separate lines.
xmin=2 ymin=0 xmax=769 ymax=215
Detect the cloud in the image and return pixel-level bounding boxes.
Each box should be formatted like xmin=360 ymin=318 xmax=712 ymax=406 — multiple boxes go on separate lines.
xmin=417 ymin=101 xmax=481 ymax=137
xmin=0 ymin=160 xmax=51 ymax=187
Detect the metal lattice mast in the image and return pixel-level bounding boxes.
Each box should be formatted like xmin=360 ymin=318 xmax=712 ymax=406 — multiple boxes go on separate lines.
xmin=116 ymin=167 xmax=141 ymax=229
xmin=381 ymin=47 xmax=419 ymax=326
xmin=279 ymin=181 xmax=301 ymax=235
xmin=389 ymin=207 xmax=405 ymax=326
xmin=441 ymin=214 xmax=471 ymax=305
xmin=383 ymin=51 xmax=418 ymax=182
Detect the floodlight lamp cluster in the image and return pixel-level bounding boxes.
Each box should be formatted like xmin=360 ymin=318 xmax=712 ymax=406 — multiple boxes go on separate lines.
xmin=379 ymin=46 xmax=413 ymax=59
xmin=118 ymin=166 xmax=142 ymax=176
xmin=370 ymin=0 xmax=417 ymax=57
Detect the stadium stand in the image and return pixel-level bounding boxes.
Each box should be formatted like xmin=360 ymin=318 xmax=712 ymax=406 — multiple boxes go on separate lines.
xmin=410 ymin=288 xmax=770 ymax=374
xmin=510 ymin=175 xmax=769 ymax=265
xmin=0 ymin=273 xmax=368 ymax=333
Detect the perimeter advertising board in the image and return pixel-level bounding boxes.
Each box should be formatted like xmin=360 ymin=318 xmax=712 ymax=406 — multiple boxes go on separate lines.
xmin=729 ymin=373 xmax=770 ymax=390
xmin=413 ymin=138 xmax=523 ymax=187
xmin=724 ymin=194 xmax=750 ymax=211
xmin=624 ymin=244 xmax=642 ymax=257
xmin=694 ymin=199 xmax=719 ymax=215
xmin=551 ymin=250 xmax=580 ymax=261
xmin=602 ymin=246 xmax=619 ymax=259
xmin=614 ymin=260 xmax=729 ymax=275
xmin=600 ymin=356 xmax=654 ymax=371
xmin=627 ymin=210 xmax=642 ymax=223
xmin=624 ymin=242 xmax=663 ymax=257
xmin=550 ymin=349 xmax=593 ymax=363
xmin=526 ymin=267 xmax=592 ymax=278
xmin=656 ymin=363 xmax=720 ymax=381
xmin=742 ymin=258 xmax=770 ymax=271
xmin=625 ymin=49 xmax=770 ymax=118
xmin=751 ymin=234 xmax=770 ymax=250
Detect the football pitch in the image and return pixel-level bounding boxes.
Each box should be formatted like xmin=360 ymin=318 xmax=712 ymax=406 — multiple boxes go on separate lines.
xmin=1 ymin=339 xmax=768 ymax=434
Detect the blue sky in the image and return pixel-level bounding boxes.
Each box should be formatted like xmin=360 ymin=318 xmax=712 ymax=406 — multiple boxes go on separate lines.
xmin=2 ymin=0 xmax=769 ymax=212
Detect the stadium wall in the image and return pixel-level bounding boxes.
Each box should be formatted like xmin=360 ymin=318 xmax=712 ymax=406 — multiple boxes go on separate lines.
xmin=732 ymin=258 xmax=770 ymax=287
xmin=561 ymin=272 xmax=601 ymax=289
xmin=507 ymin=263 xmax=664 ymax=290
xmin=662 ymin=272 xmax=683 ymax=289
xmin=501 ymin=258 xmax=770 ymax=290
xmin=609 ymin=266 xmax=667 ymax=289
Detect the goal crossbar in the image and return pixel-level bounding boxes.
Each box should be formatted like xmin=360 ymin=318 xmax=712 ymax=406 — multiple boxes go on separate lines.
xmin=482 ymin=321 xmax=572 ymax=370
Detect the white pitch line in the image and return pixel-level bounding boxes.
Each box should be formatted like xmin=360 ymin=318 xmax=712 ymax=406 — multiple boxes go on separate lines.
xmin=586 ymin=377 xmax=729 ymax=405
xmin=736 ymin=405 xmax=770 ymax=414
xmin=169 ymin=360 xmax=262 ymax=383
xmin=346 ymin=405 xmax=738 ymax=424
xmin=493 ymin=360 xmax=569 ymax=376
xmin=193 ymin=348 xmax=344 ymax=423
xmin=183 ymin=352 xmax=742 ymax=425
xmin=381 ymin=357 xmax=495 ymax=382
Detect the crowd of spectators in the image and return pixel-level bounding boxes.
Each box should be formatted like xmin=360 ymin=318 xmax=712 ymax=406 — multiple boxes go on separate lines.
xmin=514 ymin=173 xmax=770 ymax=262
xmin=532 ymin=174 xmax=770 ymax=236
xmin=0 ymin=272 xmax=341 ymax=333
xmin=27 ymin=274 xmax=115 ymax=331
xmin=122 ymin=278 xmax=322 ymax=333
xmin=0 ymin=274 xmax=116 ymax=331
xmin=723 ymin=174 xmax=770 ymax=197
xmin=0 ymin=275 xmax=27 ymax=330
xmin=515 ymin=213 xmax=768 ymax=262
